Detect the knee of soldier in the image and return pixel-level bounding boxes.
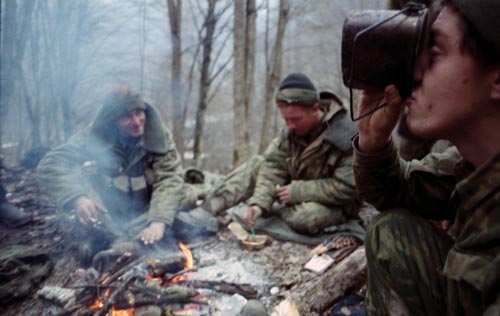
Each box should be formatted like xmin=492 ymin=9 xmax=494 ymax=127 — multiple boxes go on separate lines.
xmin=365 ymin=208 xmax=414 ymax=261
xmin=285 ymin=202 xmax=345 ymax=235
xmin=289 ymin=221 xmax=322 ymax=235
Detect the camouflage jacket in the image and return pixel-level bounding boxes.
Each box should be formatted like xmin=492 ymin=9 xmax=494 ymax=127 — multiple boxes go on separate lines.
xmin=37 ymin=104 xmax=185 ymax=227
xmin=353 ymin=139 xmax=500 ymax=315
xmin=247 ymin=103 xmax=359 ymax=213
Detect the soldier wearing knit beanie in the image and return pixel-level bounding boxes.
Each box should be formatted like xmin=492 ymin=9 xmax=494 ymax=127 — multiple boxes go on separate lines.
xmin=275 ymin=73 xmax=319 ymax=106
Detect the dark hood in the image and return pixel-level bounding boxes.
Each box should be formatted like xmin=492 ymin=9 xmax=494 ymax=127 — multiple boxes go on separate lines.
xmin=89 ymin=102 xmax=169 ymax=154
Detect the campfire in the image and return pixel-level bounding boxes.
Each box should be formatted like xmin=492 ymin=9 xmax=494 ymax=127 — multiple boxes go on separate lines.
xmin=60 ymin=242 xmax=204 ymax=316
xmin=46 ymin=241 xmax=258 ymax=316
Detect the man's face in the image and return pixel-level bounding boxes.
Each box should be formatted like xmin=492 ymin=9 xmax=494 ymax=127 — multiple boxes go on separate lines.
xmin=405 ymin=5 xmax=496 ymax=141
xmin=116 ymin=109 xmax=145 ymax=138
xmin=278 ymin=103 xmax=320 ymax=136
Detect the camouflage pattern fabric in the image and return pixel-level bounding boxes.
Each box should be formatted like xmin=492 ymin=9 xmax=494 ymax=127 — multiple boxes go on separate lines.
xmin=249 ymin=103 xmax=358 ymax=210
xmin=353 ymin=137 xmax=500 ymax=315
xmin=37 ymin=102 xmax=186 ymax=230
xmin=207 ymin=103 xmax=359 ymax=235
xmin=365 ymin=209 xmax=453 ymax=316
xmin=182 ymin=168 xmax=224 ymax=205
xmin=279 ymin=202 xmax=345 ymax=235
xmin=202 ymin=155 xmax=264 ymax=214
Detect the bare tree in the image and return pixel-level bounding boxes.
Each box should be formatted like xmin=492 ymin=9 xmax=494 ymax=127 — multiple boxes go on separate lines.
xmin=166 ymin=0 xmax=186 ymax=155
xmin=258 ymin=0 xmax=288 ymax=153
xmin=191 ymin=0 xmax=233 ymax=166
xmin=192 ymin=0 xmax=216 ymax=165
xmin=0 ymin=0 xmax=35 ymax=153
xmin=232 ymin=0 xmax=255 ymax=166
xmin=139 ymin=0 xmax=148 ymax=92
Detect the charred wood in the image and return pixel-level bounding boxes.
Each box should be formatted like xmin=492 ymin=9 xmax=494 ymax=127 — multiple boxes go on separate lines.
xmin=112 ymin=284 xmax=201 ymax=309
xmin=146 ymin=255 xmax=186 ymax=278
xmin=176 ymin=280 xmax=258 ymax=299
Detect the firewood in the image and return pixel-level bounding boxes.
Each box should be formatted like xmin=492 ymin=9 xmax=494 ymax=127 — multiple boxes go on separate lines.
xmin=96 ymin=270 xmax=138 ymax=316
xmin=99 ymin=256 xmax=143 ymax=285
xmin=112 ymin=284 xmax=199 ymax=309
xmin=146 ymin=255 xmax=186 ymax=278
xmin=291 ymin=247 xmax=367 ymax=315
xmin=176 ymin=280 xmax=258 ymax=298
xmin=165 ymin=267 xmax=198 ymax=281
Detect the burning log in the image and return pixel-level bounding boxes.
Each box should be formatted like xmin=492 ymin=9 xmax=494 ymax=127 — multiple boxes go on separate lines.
xmin=112 ymin=284 xmax=200 ymax=309
xmin=176 ymin=280 xmax=258 ymax=299
xmin=94 ymin=270 xmax=138 ymax=316
xmin=146 ymin=255 xmax=186 ymax=278
xmin=99 ymin=255 xmax=143 ymax=285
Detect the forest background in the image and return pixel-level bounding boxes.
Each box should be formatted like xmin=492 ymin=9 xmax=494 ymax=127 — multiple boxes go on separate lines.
xmin=0 ymin=0 xmax=386 ymax=171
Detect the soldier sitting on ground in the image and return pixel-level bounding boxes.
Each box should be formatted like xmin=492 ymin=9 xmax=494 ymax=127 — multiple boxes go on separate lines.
xmin=37 ymin=87 xmax=217 ymax=269
xmin=196 ymin=73 xmax=361 ymax=237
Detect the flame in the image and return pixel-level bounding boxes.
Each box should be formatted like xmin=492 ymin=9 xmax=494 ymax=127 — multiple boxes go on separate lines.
xmin=88 ymin=289 xmax=135 ymax=316
xmin=112 ymin=308 xmax=135 ymax=316
xmin=86 ymin=242 xmax=194 ymax=314
xmin=170 ymin=242 xmax=193 ymax=283
xmin=178 ymin=242 xmax=193 ymax=269
xmin=146 ymin=274 xmax=163 ymax=282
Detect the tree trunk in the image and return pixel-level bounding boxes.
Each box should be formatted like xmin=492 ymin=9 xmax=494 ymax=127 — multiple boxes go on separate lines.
xmin=139 ymin=0 xmax=147 ymax=92
xmin=258 ymin=0 xmax=287 ymax=154
xmin=0 ymin=1 xmax=35 ymax=153
xmin=167 ymin=0 xmax=185 ymax=156
xmin=233 ymin=0 xmax=256 ymax=167
xmin=193 ymin=0 xmax=217 ymax=166
xmin=243 ymin=0 xmax=256 ymax=158
xmin=233 ymin=0 xmax=246 ymax=166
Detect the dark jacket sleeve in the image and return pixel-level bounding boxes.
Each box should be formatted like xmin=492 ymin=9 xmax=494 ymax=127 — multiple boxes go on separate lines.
xmin=353 ymin=136 xmax=458 ymax=220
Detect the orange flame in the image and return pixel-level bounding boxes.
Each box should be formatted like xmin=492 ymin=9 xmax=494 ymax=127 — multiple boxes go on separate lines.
xmin=87 ymin=242 xmax=193 ymax=314
xmin=88 ymin=289 xmax=135 ymax=316
xmin=170 ymin=242 xmax=193 ymax=283
xmin=178 ymin=242 xmax=193 ymax=269
xmin=112 ymin=308 xmax=135 ymax=316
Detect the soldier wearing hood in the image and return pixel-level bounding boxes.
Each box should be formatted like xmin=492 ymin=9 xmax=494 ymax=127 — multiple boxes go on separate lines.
xmin=38 ymin=87 xmax=215 ymax=266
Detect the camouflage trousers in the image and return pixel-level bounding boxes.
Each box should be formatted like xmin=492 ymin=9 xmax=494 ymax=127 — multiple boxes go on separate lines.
xmin=203 ymin=155 xmax=265 ymax=212
xmin=204 ymin=155 xmax=346 ymax=235
xmin=365 ymin=209 xmax=454 ymax=316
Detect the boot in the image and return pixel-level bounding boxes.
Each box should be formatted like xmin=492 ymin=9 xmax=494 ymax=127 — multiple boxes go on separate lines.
xmin=202 ymin=195 xmax=226 ymax=215
xmin=0 ymin=202 xmax=30 ymax=227
xmin=174 ymin=206 xmax=219 ymax=242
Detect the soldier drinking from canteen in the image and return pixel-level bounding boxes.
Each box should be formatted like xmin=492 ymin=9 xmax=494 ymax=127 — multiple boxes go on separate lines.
xmin=352 ymin=0 xmax=500 ymax=314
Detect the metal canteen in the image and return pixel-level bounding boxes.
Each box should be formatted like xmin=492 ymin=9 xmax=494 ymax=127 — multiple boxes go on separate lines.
xmin=341 ymin=2 xmax=430 ymax=121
